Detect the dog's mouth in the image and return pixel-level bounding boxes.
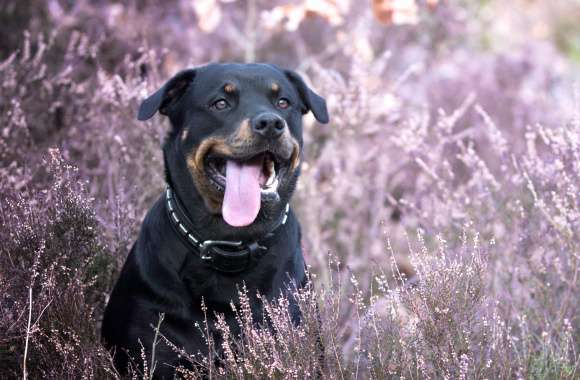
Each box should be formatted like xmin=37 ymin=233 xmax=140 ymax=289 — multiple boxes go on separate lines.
xmin=204 ymin=151 xmax=288 ymax=227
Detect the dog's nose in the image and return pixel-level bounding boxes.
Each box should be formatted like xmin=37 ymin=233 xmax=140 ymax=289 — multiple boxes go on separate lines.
xmin=251 ymin=113 xmax=285 ymax=139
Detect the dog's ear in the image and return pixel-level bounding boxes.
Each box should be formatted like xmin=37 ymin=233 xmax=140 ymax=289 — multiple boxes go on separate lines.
xmin=137 ymin=69 xmax=197 ymax=121
xmin=284 ymin=70 xmax=329 ymax=124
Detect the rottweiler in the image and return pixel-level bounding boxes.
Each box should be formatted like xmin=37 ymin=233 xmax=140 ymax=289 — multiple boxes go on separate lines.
xmin=101 ymin=63 xmax=329 ymax=378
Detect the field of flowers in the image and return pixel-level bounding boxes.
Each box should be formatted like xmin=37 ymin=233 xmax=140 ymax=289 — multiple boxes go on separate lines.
xmin=0 ymin=1 xmax=578 ymax=378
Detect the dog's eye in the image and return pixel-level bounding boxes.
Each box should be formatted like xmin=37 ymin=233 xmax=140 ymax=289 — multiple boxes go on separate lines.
xmin=276 ymin=98 xmax=290 ymax=109
xmin=211 ymin=99 xmax=230 ymax=111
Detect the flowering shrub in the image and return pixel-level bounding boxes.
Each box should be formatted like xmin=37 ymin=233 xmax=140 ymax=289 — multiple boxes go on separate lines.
xmin=0 ymin=150 xmax=118 ymax=378
xmin=0 ymin=1 xmax=578 ymax=379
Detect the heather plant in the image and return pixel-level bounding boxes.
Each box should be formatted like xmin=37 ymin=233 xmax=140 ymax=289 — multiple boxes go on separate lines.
xmin=0 ymin=150 xmax=118 ymax=378
xmin=170 ymin=226 xmax=576 ymax=379
xmin=1 ymin=1 xmax=579 ymax=379
xmin=170 ymin=232 xmax=491 ymax=379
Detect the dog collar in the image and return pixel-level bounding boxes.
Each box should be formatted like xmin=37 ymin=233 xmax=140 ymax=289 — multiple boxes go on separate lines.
xmin=165 ymin=186 xmax=289 ymax=274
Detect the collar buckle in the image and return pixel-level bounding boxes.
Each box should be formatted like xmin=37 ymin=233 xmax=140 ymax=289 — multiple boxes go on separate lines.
xmin=200 ymin=240 xmax=268 ymax=274
xmin=199 ymin=240 xmax=243 ymax=261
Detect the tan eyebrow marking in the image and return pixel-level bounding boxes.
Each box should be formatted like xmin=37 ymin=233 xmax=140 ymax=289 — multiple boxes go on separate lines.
xmin=271 ymin=82 xmax=280 ymax=92
xmin=224 ymin=83 xmax=236 ymax=93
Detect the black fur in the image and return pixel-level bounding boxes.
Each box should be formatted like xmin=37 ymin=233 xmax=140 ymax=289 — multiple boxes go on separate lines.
xmin=101 ymin=63 xmax=328 ymax=378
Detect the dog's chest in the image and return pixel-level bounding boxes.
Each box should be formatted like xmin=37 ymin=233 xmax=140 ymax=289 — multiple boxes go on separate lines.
xmin=179 ymin=247 xmax=291 ymax=307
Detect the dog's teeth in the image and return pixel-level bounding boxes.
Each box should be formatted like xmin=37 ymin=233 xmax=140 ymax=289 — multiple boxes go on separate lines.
xmin=261 ymin=180 xmax=278 ymax=195
xmin=266 ymin=166 xmax=276 ymax=187
xmin=262 ymin=178 xmax=278 ymax=192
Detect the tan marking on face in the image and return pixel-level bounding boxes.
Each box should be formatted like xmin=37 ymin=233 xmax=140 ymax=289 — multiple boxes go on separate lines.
xmin=231 ymin=118 xmax=253 ymax=143
xmin=270 ymin=126 xmax=301 ymax=170
xmin=186 ymin=137 xmax=233 ymax=213
xmin=289 ymin=140 xmax=301 ymax=171
xmin=181 ymin=128 xmax=189 ymax=142
xmin=185 ymin=126 xmax=301 ymax=213
xmin=271 ymin=82 xmax=280 ymax=92
xmin=224 ymin=83 xmax=236 ymax=93
xmin=281 ymin=128 xmax=301 ymax=171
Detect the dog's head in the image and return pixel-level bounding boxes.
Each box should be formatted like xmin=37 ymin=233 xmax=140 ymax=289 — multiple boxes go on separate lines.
xmin=138 ymin=63 xmax=328 ymax=230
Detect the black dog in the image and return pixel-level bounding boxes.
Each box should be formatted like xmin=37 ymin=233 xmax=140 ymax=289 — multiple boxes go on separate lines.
xmin=101 ymin=63 xmax=328 ymax=378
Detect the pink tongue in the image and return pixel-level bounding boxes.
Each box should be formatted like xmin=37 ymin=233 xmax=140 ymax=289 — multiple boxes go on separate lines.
xmin=222 ymin=158 xmax=262 ymax=227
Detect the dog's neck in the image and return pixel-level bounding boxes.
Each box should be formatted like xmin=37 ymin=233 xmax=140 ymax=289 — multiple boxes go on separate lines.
xmin=164 ymin=185 xmax=289 ymax=273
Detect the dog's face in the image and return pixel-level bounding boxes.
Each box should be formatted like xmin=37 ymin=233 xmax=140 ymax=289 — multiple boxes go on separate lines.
xmin=138 ymin=63 xmax=328 ymax=229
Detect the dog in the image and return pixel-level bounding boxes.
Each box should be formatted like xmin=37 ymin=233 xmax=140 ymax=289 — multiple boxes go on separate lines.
xmin=101 ymin=63 xmax=329 ymax=378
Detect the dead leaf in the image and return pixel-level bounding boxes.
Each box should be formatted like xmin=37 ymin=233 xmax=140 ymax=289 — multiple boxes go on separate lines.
xmin=372 ymin=0 xmax=418 ymax=26
xmin=263 ymin=0 xmax=349 ymax=31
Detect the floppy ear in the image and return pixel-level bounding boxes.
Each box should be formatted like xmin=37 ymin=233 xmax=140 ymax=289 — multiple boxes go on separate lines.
xmin=137 ymin=69 xmax=197 ymax=121
xmin=284 ymin=70 xmax=329 ymax=124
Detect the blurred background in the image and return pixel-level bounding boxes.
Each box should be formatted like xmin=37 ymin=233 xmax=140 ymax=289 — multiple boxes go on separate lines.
xmin=0 ymin=1 xmax=578 ymax=378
